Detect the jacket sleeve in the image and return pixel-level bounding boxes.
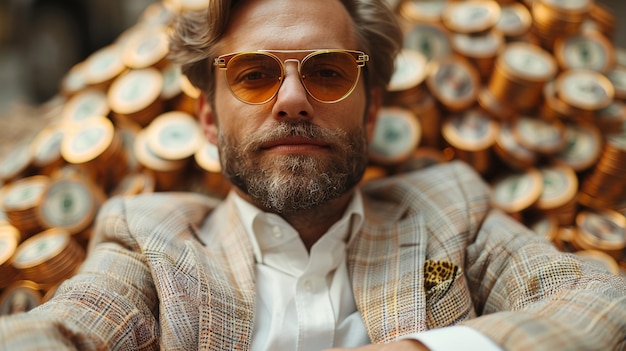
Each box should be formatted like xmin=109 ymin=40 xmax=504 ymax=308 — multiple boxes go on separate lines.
xmin=456 ymin=169 xmax=626 ymax=350
xmin=0 ymin=196 xmax=161 ymax=350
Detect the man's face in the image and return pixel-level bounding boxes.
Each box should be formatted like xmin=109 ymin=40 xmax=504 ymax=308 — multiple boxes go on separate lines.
xmin=201 ymin=0 xmax=379 ymax=213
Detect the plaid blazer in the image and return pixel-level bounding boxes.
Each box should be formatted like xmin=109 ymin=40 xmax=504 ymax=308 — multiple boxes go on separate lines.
xmin=1 ymin=161 xmax=625 ymax=350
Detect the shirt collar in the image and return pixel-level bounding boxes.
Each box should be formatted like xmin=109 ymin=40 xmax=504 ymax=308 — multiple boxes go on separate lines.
xmin=231 ymin=190 xmax=365 ymax=264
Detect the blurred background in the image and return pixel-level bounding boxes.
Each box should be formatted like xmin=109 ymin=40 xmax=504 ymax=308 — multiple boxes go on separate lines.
xmin=0 ymin=0 xmax=156 ymax=109
xmin=0 ymin=0 xmax=624 ymax=144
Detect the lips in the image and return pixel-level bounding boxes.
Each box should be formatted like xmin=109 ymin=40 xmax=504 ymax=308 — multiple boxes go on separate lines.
xmin=260 ymin=136 xmax=330 ymax=151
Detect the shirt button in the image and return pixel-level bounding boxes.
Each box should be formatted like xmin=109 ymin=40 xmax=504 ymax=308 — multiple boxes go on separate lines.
xmin=272 ymin=226 xmax=282 ymax=239
xmin=303 ymin=280 xmax=313 ymax=292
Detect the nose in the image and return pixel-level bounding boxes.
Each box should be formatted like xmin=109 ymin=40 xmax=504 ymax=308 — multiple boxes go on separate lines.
xmin=271 ymin=62 xmax=314 ymax=121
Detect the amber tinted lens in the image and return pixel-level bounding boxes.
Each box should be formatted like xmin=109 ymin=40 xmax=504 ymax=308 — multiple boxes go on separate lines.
xmin=301 ymin=51 xmax=360 ymax=102
xmin=225 ymin=53 xmax=283 ymax=103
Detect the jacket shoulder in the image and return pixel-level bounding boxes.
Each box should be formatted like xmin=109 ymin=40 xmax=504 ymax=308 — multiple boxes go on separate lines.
xmin=362 ymin=161 xmax=489 ymax=205
xmin=361 ymin=161 xmax=491 ymax=231
xmin=91 ymin=192 xmax=221 ymax=249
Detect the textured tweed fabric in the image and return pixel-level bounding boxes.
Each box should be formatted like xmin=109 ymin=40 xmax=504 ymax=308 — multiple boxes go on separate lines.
xmin=0 ymin=161 xmax=625 ymax=350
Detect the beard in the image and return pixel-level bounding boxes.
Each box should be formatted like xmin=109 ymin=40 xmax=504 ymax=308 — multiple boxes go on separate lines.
xmin=218 ymin=121 xmax=369 ymax=214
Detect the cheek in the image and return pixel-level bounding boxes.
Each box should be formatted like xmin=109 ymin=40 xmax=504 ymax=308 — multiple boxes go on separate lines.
xmin=323 ymin=96 xmax=368 ymax=130
xmin=214 ymin=103 xmax=270 ymax=146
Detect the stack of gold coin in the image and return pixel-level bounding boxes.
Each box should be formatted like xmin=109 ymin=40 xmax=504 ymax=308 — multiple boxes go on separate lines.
xmin=0 ymin=141 xmax=34 ymax=185
xmin=160 ymin=64 xmax=201 ymax=116
xmin=139 ymin=1 xmax=177 ymax=26
xmin=110 ymin=171 xmax=156 ymax=198
xmin=496 ymin=2 xmax=532 ymax=41
xmin=553 ymin=225 xmax=578 ymax=253
xmin=133 ymin=128 xmax=188 ymax=192
xmin=384 ymin=49 xmax=440 ymax=149
xmin=493 ymin=121 xmax=538 ymax=171
xmin=573 ymin=209 xmax=626 ymax=261
xmin=607 ymin=65 xmax=626 ymax=102
xmin=144 ymin=111 xmax=204 ymax=163
xmin=161 ymin=64 xmax=185 ymax=108
xmin=477 ymin=86 xmax=517 ymax=122
xmin=142 ymin=111 xmax=204 ymax=192
xmin=368 ymin=106 xmax=422 ymax=167
xmin=490 ymin=168 xmax=543 ymax=221
xmin=395 ymin=146 xmax=451 ymax=174
xmin=553 ymin=30 xmax=615 ymax=73
xmin=0 ymin=175 xmax=50 ymax=239
xmin=450 ymin=27 xmax=505 ymax=81
xmin=60 ymin=116 xmax=128 ymax=193
xmin=553 ymin=69 xmax=615 ymax=123
xmin=108 ymin=68 xmax=165 ymax=127
xmin=59 ymin=62 xmax=88 ymax=99
xmin=441 ymin=0 xmax=501 ymax=35
xmin=121 ymin=25 xmax=171 ymax=71
xmin=595 ymin=101 xmax=626 ymax=134
xmin=533 ymin=164 xmax=579 ymax=226
xmin=441 ymin=108 xmax=499 ymax=176
xmin=586 ymin=2 xmax=617 ymax=40
xmin=115 ymin=119 xmax=143 ymax=174
xmin=166 ymin=0 xmax=210 ymax=13
xmin=540 ymin=80 xmax=574 ymax=121
xmin=11 ymin=228 xmax=85 ymax=289
xmin=385 ymin=49 xmax=429 ymax=107
xmin=575 ymin=249 xmax=621 ymax=275
xmin=360 ymin=165 xmax=389 ymax=185
xmin=510 ymin=115 xmax=566 ymax=157
xmin=553 ymin=121 xmax=603 ymax=173
xmin=0 ymin=225 xmax=21 ymax=289
xmin=0 ymin=280 xmax=43 ymax=316
xmin=410 ymin=95 xmax=442 ymax=149
xmin=402 ymin=22 xmax=452 ymax=62
xmin=441 ymin=0 xmax=503 ymax=80
xmin=397 ymin=0 xmax=448 ymax=25
xmin=487 ymin=42 xmax=558 ymax=115
xmin=60 ymin=88 xmax=111 ymax=126
xmin=528 ymin=214 xmax=560 ymax=242
xmin=426 ymin=55 xmax=481 ymax=113
xmin=82 ymin=44 xmax=127 ymax=92
xmin=178 ymin=74 xmax=202 ymax=115
xmin=29 ymin=124 xmax=66 ymax=177
xmin=36 ymin=173 xmax=105 ymax=247
xmin=580 ymin=134 xmax=626 ymax=209
xmin=531 ymin=0 xmax=593 ymax=49
xmin=193 ymin=141 xmax=231 ymax=199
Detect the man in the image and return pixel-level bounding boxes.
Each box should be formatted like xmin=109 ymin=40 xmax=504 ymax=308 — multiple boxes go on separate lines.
xmin=1 ymin=0 xmax=625 ymax=350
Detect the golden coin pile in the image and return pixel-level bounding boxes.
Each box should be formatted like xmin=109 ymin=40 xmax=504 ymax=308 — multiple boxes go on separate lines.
xmin=1 ymin=0 xmax=626 ymax=313
xmin=372 ymin=0 xmax=626 ymax=276
xmin=0 ymin=0 xmax=230 ymax=314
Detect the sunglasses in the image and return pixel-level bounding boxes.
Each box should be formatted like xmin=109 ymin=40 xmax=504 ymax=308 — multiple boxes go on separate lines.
xmin=213 ymin=49 xmax=369 ymax=104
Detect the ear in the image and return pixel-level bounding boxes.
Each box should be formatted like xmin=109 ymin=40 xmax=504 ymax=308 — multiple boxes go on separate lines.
xmin=196 ymin=93 xmax=219 ymax=145
xmin=365 ymin=87 xmax=381 ymax=142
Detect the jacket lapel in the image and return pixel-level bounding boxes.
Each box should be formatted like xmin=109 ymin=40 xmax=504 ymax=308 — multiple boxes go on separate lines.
xmin=195 ymin=197 xmax=257 ymax=351
xmin=348 ymin=194 xmax=428 ymax=344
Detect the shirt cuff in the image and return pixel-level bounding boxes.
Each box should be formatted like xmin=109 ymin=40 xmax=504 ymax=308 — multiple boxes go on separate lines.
xmin=401 ymin=326 xmax=502 ymax=351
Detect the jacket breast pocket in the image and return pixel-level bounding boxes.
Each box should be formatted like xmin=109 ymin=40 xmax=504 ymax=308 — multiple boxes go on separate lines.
xmin=424 ymin=260 xmax=476 ymax=328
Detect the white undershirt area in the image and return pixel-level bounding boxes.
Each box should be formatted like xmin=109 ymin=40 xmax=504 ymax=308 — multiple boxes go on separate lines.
xmin=231 ymin=191 xmax=501 ymax=351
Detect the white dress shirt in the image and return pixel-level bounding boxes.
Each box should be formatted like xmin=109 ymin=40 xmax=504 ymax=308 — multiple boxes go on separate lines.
xmin=231 ymin=191 xmax=502 ymax=351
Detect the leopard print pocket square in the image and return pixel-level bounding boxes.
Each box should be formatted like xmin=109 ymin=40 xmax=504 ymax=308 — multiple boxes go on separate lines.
xmin=424 ymin=259 xmax=458 ymax=300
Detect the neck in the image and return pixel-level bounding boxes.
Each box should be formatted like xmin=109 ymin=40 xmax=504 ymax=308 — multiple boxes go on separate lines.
xmin=282 ymin=193 xmax=353 ymax=251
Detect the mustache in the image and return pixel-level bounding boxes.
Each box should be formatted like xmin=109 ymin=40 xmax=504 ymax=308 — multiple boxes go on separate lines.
xmin=243 ymin=122 xmax=348 ymax=152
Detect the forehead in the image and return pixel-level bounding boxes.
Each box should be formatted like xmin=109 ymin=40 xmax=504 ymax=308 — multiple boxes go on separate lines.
xmin=220 ymin=0 xmax=358 ymax=53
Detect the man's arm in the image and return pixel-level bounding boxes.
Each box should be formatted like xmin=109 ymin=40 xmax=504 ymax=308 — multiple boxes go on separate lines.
xmin=462 ymin=208 xmax=626 ymax=350
xmin=0 ymin=197 xmax=161 ymax=350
